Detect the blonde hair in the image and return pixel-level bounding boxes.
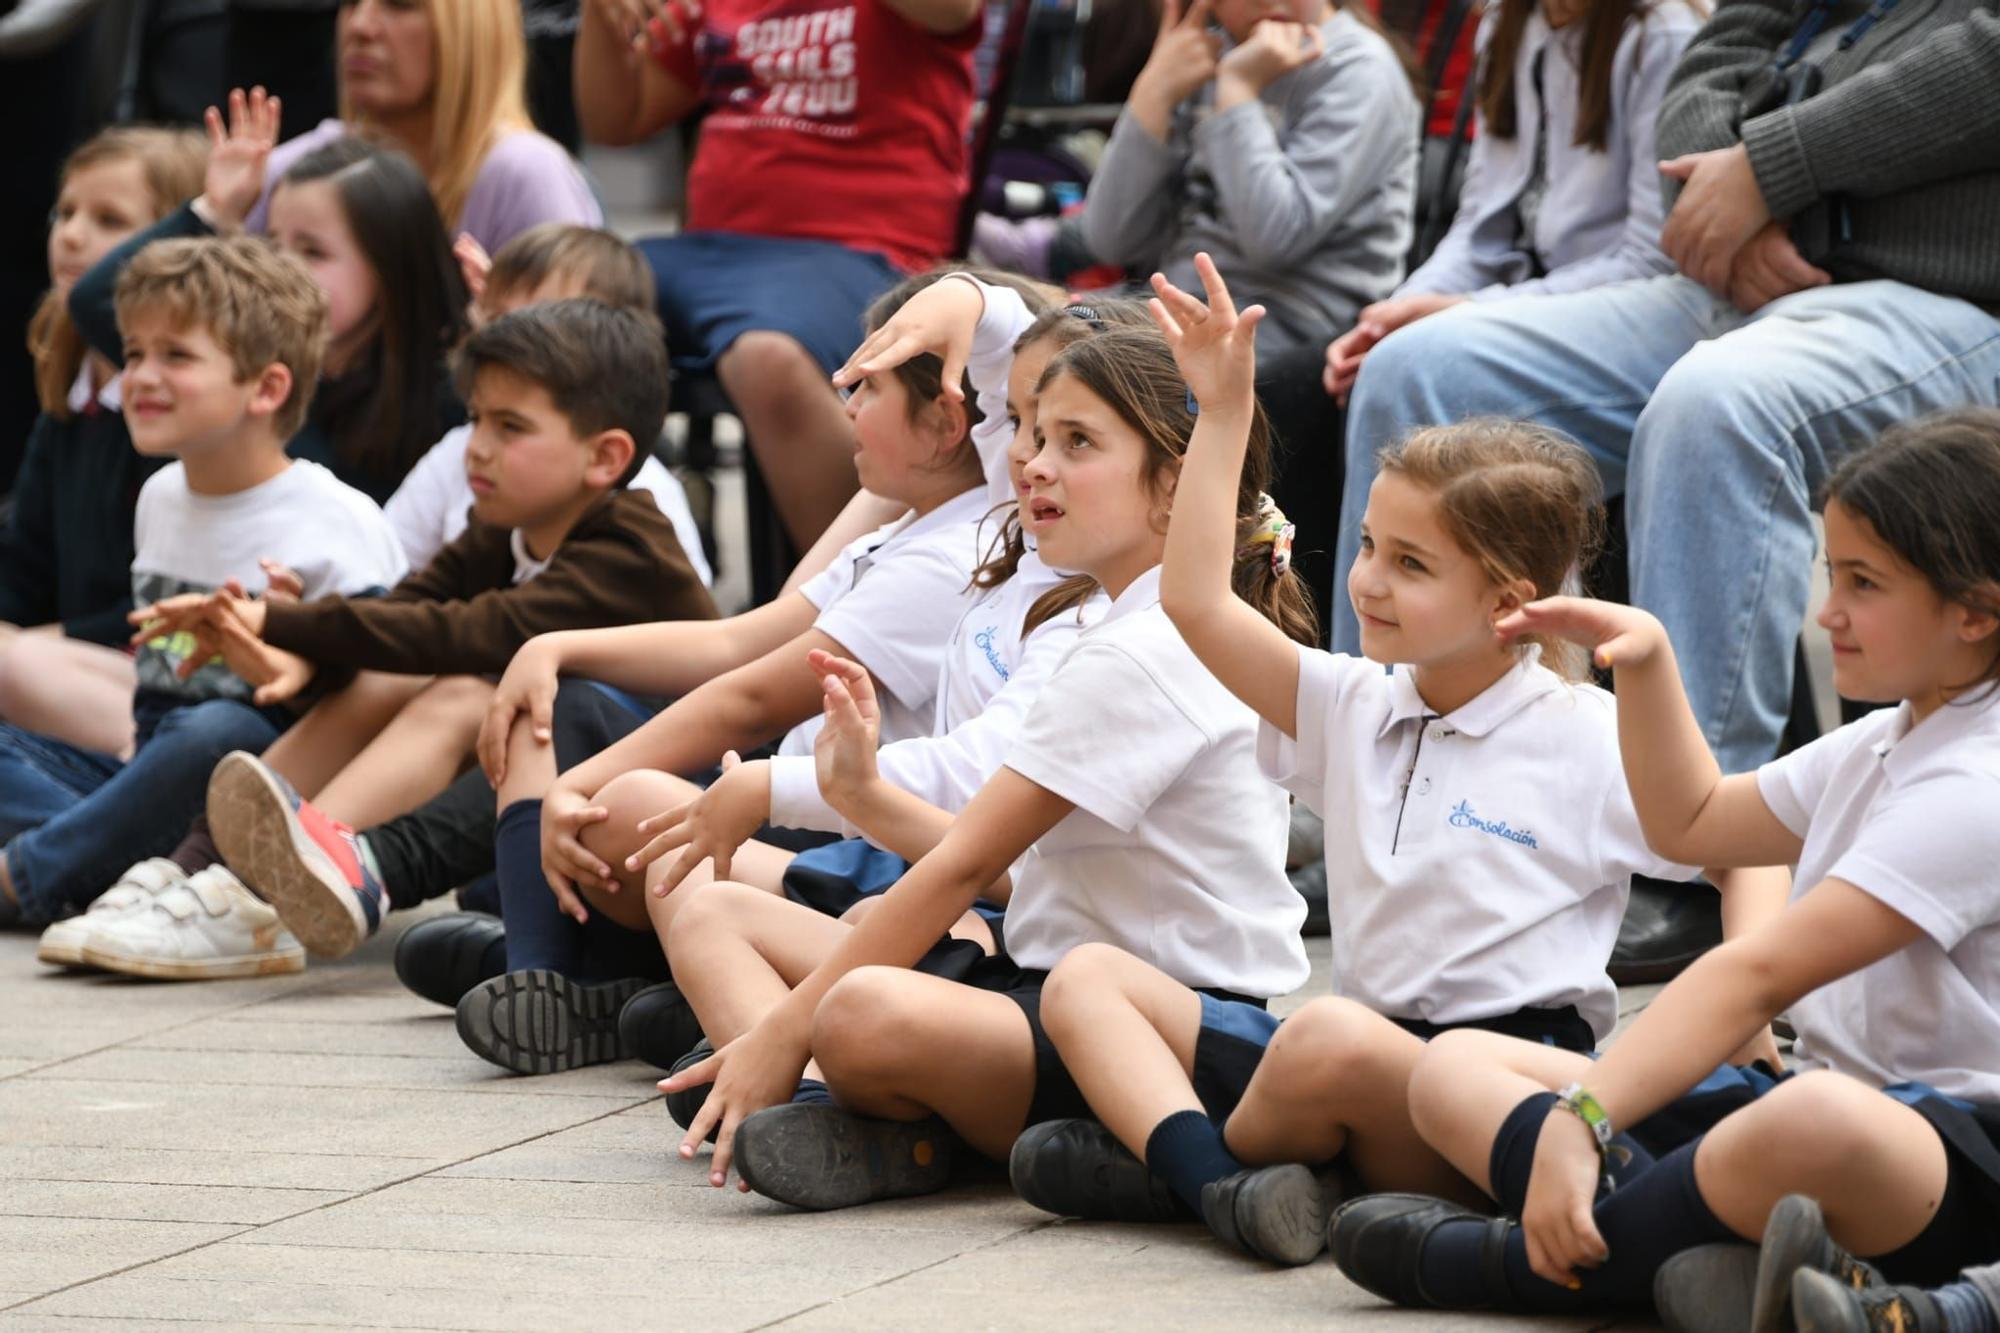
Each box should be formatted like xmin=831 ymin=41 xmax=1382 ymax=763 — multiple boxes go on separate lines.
xmin=1376 ymin=419 xmax=1606 ymax=680
xmin=114 ymin=236 xmax=331 ymax=441
xmin=29 ymin=126 xmax=209 ymax=419
xmin=340 ymin=0 xmax=533 ymax=230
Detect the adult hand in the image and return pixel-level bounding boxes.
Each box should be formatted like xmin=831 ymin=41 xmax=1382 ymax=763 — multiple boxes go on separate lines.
xmin=808 ymin=648 xmax=883 ymax=813
xmin=1130 ymin=0 xmax=1223 ymax=132
xmin=627 ymin=752 xmax=770 ymax=895
xmin=1520 ymin=1105 xmax=1609 ymax=1287
xmin=479 ymin=636 xmax=564 ymax=785
xmin=658 ymin=1012 xmax=812 ymax=1189
xmin=200 ymin=86 xmax=281 ymax=230
xmin=540 ymin=781 xmax=611 ymax=920
xmin=1659 ymin=145 xmax=1772 ymax=294
xmin=832 ymin=274 xmax=983 ymax=403
xmin=1321 ymin=293 xmax=1463 ymax=402
xmin=1496 ymin=596 xmax=1670 ymax=672
xmin=1148 ymin=252 xmax=1266 ymax=417
xmin=1724 ymin=222 xmax=1829 ymax=314
xmin=1217 ymin=18 xmax=1324 ymax=98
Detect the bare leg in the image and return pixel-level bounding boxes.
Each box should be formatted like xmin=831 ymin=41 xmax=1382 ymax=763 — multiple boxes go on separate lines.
xmin=259 ymin=671 xmax=434 ymax=798
xmin=313 ymin=676 xmax=491 ymax=829
xmin=841 ymin=894 xmax=994 ymax=952
xmin=812 ymin=966 xmax=1039 ymax=1159
xmin=666 ymin=880 xmax=852 ymax=1045
xmin=0 ymin=628 xmax=138 ymax=758
xmin=1406 ymin=1029 xmax=1601 ymax=1199
xmin=716 ymin=331 xmax=860 ymax=549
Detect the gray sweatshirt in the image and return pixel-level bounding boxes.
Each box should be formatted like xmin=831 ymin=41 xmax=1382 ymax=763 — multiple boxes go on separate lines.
xmin=1400 ymin=0 xmax=1704 ymax=301
xmin=1080 ymin=9 xmax=1421 ymax=348
xmin=1657 ymin=0 xmax=2000 ymax=306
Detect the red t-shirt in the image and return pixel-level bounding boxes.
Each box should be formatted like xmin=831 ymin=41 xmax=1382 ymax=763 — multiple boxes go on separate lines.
xmin=655 ymin=0 xmax=980 ymax=271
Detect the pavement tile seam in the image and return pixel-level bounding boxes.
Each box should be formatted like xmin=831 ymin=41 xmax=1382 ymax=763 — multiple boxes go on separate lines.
xmin=17 ymin=1072 xmax=653 ymax=1102
xmin=0 ymin=1226 xmax=262 ymax=1318
xmin=2 ymin=1178 xmax=348 ymax=1194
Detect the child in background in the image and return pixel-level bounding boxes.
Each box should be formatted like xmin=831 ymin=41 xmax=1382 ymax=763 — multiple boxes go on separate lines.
xmin=387 ymin=223 xmax=711 ymax=585
xmin=654 ymin=320 xmax=1315 ymax=1211
xmin=1017 ymin=257 xmax=1772 ymax=1267
xmin=0 ymin=237 xmax=406 ymax=937
xmin=49 ymin=300 xmax=714 ymax=979
xmin=0 ymin=127 xmax=207 ymax=760
xmin=1328 ymin=409 xmax=2000 ymax=1325
xmin=70 ymin=90 xmax=468 ymax=505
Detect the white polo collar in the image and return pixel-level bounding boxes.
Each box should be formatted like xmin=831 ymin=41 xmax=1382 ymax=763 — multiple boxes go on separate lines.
xmin=67 ymin=365 xmax=122 ymax=414
xmin=1378 ymin=646 xmax=1564 ymax=739
xmin=1873 ymin=687 xmax=2000 ymax=781
xmin=879 ymin=485 xmax=991 ymax=550
xmin=1101 ymin=565 xmax=1164 ymax=627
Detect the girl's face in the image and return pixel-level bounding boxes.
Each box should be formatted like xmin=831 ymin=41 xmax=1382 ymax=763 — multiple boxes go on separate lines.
xmin=49 ymin=157 xmax=154 ymax=297
xmin=338 ymin=0 xmax=438 ymax=119
xmin=1003 ymin=335 xmax=1061 ymax=501
xmin=1348 ymin=471 xmax=1523 ymax=668
xmin=843 ymin=366 xmax=962 ymax=503
xmin=1019 ymin=371 xmax=1165 ymax=592
xmin=1214 ymin=0 xmax=1316 ymax=41
xmin=1818 ymin=500 xmax=1999 ymax=709
xmin=267 ymin=179 xmax=382 ymax=374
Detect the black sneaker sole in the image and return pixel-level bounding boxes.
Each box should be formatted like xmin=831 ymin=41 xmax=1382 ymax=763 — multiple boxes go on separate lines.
xmin=455 ymin=970 xmax=643 ymax=1074
xmin=1654 ymin=1242 xmax=1759 ymax=1333
xmin=1221 ymin=1164 xmax=1334 ymax=1266
xmin=1008 ymin=1118 xmax=1183 ymax=1223
xmin=735 ymin=1103 xmax=954 ymax=1211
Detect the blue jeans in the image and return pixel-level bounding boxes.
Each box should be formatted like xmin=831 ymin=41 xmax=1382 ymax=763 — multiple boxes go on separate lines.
xmin=1334 ymin=274 xmax=2000 ymax=772
xmin=0 ymin=698 xmax=284 ymax=924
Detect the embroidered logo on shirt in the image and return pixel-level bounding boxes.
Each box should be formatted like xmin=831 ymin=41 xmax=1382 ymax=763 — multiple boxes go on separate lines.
xmin=1448 ymin=800 xmax=1539 ymax=849
xmin=973 ymin=625 xmax=1010 ymax=681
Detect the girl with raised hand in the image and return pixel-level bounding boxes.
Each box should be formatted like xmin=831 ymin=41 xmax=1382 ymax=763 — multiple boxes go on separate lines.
xmin=1327 ymin=409 xmax=2000 ymax=1327
xmin=1013 ymin=253 xmax=1771 ymax=1265
xmin=654 ymin=313 xmax=1318 ymax=1211
xmin=0 ymin=127 xmax=206 ymax=759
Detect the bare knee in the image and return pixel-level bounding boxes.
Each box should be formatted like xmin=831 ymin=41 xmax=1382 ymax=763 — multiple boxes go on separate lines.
xmin=1711 ymin=1071 xmax=1886 ymax=1170
xmin=1407 ymin=1029 xmax=1497 ymax=1136
xmin=579 ymin=769 xmax=682 ymax=894
xmin=404 ymin=674 xmax=494 ymax=721
xmin=718 ymin=330 xmax=819 ymax=394
xmin=1262 ymin=997 xmax=1399 ymax=1099
xmin=812 ymin=967 xmax=924 ymax=1085
xmin=1039 ymin=941 xmax=1142 ymax=1046
xmin=661 ymin=878 xmax=759 ymax=957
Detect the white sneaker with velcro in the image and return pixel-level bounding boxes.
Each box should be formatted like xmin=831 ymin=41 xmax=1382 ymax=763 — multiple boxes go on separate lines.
xmin=36 ymin=858 xmax=189 ymax=968
xmin=81 ymin=866 xmax=305 ymax=980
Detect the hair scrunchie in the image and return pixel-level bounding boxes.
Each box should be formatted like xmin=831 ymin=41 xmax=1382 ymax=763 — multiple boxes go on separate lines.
xmin=1247 ymin=492 xmax=1297 ymax=577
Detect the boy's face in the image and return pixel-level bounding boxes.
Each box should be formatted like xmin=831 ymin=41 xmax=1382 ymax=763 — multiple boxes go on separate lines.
xmin=120 ymin=308 xmax=277 ymax=457
xmin=462 ymin=366 xmax=614 ymax=532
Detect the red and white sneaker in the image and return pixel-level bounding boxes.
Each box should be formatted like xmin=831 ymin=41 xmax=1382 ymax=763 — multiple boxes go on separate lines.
xmin=206 ymin=751 xmax=388 ymax=960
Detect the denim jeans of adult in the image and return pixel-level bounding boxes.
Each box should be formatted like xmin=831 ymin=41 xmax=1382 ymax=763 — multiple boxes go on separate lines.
xmin=0 ymin=698 xmax=284 ymax=924
xmin=1334 ymin=274 xmax=2000 ymax=772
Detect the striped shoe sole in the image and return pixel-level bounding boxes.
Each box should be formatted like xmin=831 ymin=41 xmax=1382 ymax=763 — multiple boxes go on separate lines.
xmin=455 ymin=970 xmax=644 ymax=1075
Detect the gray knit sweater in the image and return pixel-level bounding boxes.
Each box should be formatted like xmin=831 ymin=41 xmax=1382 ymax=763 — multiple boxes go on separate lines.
xmin=1656 ymin=0 xmax=2000 ymax=305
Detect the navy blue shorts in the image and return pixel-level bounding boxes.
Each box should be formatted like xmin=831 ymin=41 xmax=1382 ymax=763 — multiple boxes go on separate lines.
xmin=1630 ymin=1063 xmax=2000 ymax=1285
xmin=638 ymin=231 xmax=902 ymax=374
xmin=782 ymin=836 xmax=1005 ymax=932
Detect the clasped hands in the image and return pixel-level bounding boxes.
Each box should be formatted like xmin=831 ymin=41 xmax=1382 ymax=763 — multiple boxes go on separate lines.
xmin=126 ymin=559 xmax=314 ymax=704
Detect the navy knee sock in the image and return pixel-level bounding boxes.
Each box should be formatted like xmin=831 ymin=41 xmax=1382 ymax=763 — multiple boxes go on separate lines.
xmin=1145 ymin=1109 xmax=1242 ymax=1213
xmin=792 ymin=1079 xmax=834 ymax=1107
xmin=1418 ymin=1094 xmax=1732 ymax=1311
xmin=496 ymin=799 xmax=582 ymax=975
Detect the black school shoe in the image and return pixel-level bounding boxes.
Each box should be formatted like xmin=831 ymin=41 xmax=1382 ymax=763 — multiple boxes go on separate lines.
xmin=1327 ymin=1193 xmax=1513 ymax=1309
xmin=1008 ymin=1119 xmax=1184 ymax=1223
xmin=1750 ymin=1194 xmax=1885 ymax=1333
xmin=1792 ymin=1268 xmax=1944 ymax=1333
xmin=1609 ymin=877 xmax=1723 ymax=984
xmin=662 ymin=1038 xmax=716 ymax=1140
xmin=394 ymin=911 xmax=506 ymax=1008
xmin=1654 ymin=1243 xmax=1760 ymax=1333
xmin=454 ymin=969 xmax=644 ymax=1074
xmin=734 ymin=1102 xmax=957 ymax=1211
xmin=1202 ymin=1164 xmax=1340 ymax=1266
xmin=618 ymin=980 xmax=705 ymax=1071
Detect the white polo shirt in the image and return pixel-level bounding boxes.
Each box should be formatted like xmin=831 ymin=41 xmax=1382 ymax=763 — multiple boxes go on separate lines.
xmin=1759 ymin=689 xmax=2000 ymax=1105
xmin=1263 ymin=645 xmax=1691 ymax=1040
xmin=780 ymin=487 xmax=992 ymax=757
xmin=1001 ymin=567 xmax=1308 ymax=999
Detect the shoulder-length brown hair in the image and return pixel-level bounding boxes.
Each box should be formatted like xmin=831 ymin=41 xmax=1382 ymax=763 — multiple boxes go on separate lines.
xmin=1477 ymin=0 xmax=1699 ymax=151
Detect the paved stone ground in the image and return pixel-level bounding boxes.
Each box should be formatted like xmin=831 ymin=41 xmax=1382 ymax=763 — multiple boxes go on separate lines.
xmin=0 ymin=908 xmax=1664 ymax=1331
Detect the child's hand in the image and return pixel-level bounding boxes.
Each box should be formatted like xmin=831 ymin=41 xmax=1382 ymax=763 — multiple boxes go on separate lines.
xmin=453 ymin=233 xmax=492 ymax=310
xmin=480 ymin=637 xmax=564 ymax=784
xmin=200 ymin=86 xmax=282 ymax=230
xmin=259 ymin=559 xmax=305 ymax=604
xmin=831 ymin=274 xmax=984 ymax=403
xmin=1496 ymin=597 xmax=1669 ymax=672
xmin=540 ymin=782 xmax=612 ymax=917
xmin=625 ymin=752 xmax=770 ymax=896
xmin=1148 ymin=252 xmax=1265 ymax=417
xmin=807 ymin=649 xmax=882 ymax=809
xmin=658 ymin=1012 xmax=810 ymax=1190
xmin=127 ymin=592 xmax=215 ymax=645
xmin=1131 ymin=0 xmax=1223 ymax=120
xmin=207 ymin=614 xmax=314 ymax=705
xmin=1216 ymin=18 xmax=1324 ymax=95
xmin=1520 ymin=1104 xmax=1609 ymax=1288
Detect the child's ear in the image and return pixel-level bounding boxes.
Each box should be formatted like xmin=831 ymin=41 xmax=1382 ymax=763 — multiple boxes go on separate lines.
xmin=1954 ymin=586 xmax=2000 ymax=646
xmin=1490 ymin=576 xmax=1537 ymax=627
xmin=248 ymin=363 xmax=295 ymax=421
xmin=928 ymin=394 xmax=970 ymax=454
xmin=587 ymin=429 xmax=638 ymax=490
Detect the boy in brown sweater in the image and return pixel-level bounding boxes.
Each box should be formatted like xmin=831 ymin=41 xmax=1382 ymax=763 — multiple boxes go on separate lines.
xmin=53 ymin=298 xmax=716 ymax=980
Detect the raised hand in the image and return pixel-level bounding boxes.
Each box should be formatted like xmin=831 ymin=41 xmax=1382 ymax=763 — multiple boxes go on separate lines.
xmin=1494 ymin=596 xmax=1669 ymax=672
xmin=808 ymin=648 xmax=883 ymax=809
xmin=831 ymin=274 xmax=983 ymax=403
xmin=201 ymin=86 xmax=282 ymax=230
xmin=454 ymin=233 xmax=492 ymax=310
xmin=625 ymin=751 xmax=769 ymax=895
xmin=1217 ymin=18 xmax=1324 ymax=95
xmin=1148 ymin=252 xmax=1266 ymax=416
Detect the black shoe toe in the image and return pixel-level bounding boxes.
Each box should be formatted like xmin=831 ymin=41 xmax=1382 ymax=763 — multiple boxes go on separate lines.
xmin=394 ymin=911 xmax=505 ymax=1008
xmin=618 ymin=980 xmax=705 ymax=1071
